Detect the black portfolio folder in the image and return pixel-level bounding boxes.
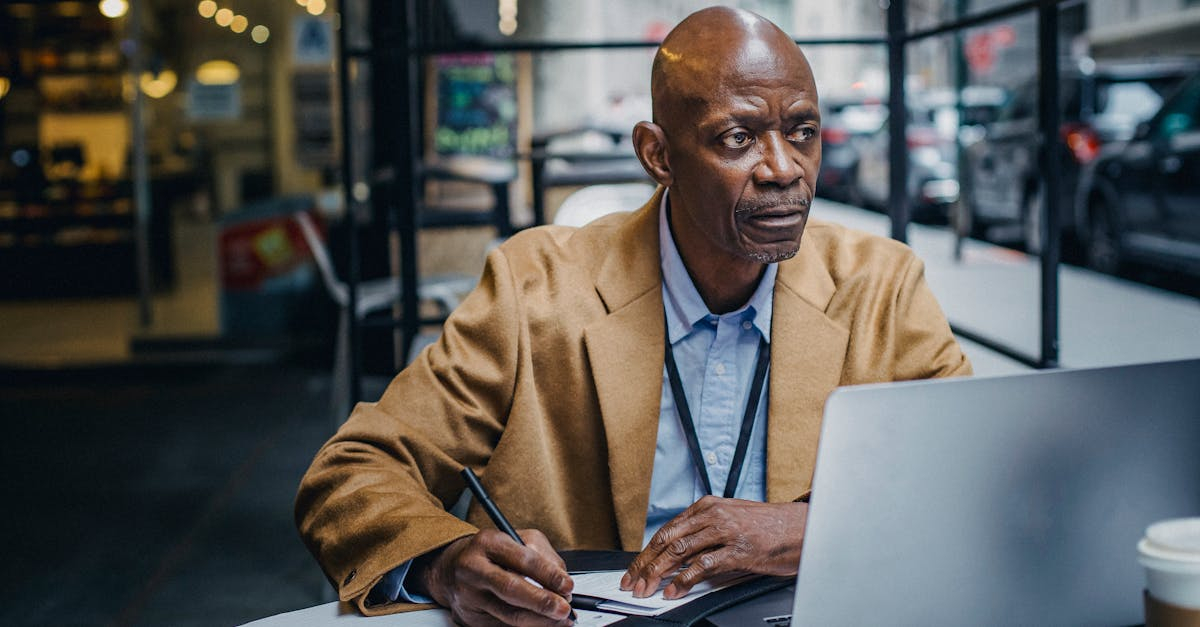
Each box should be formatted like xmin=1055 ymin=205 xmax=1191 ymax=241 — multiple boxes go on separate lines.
xmin=558 ymin=550 xmax=793 ymax=626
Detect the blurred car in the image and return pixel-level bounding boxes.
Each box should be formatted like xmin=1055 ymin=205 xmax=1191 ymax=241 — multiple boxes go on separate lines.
xmin=967 ymin=57 xmax=1198 ymax=254
xmin=849 ymin=88 xmax=994 ymax=223
xmin=816 ymin=101 xmax=886 ymax=204
xmin=1075 ymin=70 xmax=1200 ymax=277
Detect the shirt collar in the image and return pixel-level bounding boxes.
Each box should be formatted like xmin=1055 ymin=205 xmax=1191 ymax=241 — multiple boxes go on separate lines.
xmin=659 ymin=190 xmax=776 ymax=345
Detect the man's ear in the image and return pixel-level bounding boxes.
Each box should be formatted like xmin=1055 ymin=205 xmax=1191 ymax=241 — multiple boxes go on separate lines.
xmin=633 ymin=121 xmax=673 ymax=187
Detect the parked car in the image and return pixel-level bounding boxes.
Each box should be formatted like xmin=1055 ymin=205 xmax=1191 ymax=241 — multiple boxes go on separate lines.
xmin=1075 ymin=70 xmax=1200 ymax=278
xmin=849 ymin=88 xmax=997 ymax=223
xmin=967 ymin=57 xmax=1197 ymax=254
xmin=816 ymin=101 xmax=887 ymax=204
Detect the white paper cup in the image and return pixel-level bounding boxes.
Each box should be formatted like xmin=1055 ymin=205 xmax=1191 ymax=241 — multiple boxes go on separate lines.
xmin=1138 ymin=518 xmax=1200 ymax=611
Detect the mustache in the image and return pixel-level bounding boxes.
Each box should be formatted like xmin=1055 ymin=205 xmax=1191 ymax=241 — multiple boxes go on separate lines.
xmin=734 ymin=195 xmax=811 ymax=215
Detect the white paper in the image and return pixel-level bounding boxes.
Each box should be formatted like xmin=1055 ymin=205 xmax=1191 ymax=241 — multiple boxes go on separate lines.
xmin=569 ymin=570 xmax=749 ymax=617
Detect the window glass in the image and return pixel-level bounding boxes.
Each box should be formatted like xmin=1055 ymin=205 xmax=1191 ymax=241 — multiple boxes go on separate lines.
xmin=1092 ymin=81 xmax=1164 ymax=141
xmin=1158 ymin=78 xmax=1200 ymax=138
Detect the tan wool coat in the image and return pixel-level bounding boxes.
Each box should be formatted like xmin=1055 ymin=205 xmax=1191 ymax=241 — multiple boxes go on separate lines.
xmin=295 ymin=188 xmax=972 ymax=615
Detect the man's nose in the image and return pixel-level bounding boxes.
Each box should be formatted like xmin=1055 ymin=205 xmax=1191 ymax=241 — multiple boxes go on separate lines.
xmin=753 ymin=132 xmax=804 ymax=187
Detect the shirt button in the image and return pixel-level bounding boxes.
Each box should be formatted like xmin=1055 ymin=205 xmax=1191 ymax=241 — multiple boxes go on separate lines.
xmin=706 ymin=452 xmax=718 ymax=465
xmin=742 ymin=321 xmax=752 ymax=330
xmin=714 ymin=363 xmax=726 ymax=376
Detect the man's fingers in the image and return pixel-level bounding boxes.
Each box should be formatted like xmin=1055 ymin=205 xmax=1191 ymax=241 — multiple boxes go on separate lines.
xmin=459 ymin=554 xmax=573 ymax=622
xmin=441 ymin=529 xmax=574 ymax=625
xmin=625 ymin=509 xmax=706 ymax=582
xmin=662 ymin=546 xmax=743 ymax=599
xmin=628 ymin=524 xmax=725 ymax=597
xmin=520 ymin=529 xmax=572 ymax=587
xmin=483 ymin=532 xmax=573 ymax=598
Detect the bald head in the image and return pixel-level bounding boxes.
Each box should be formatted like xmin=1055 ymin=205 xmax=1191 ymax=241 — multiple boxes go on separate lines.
xmin=651 ymin=7 xmax=815 ymax=128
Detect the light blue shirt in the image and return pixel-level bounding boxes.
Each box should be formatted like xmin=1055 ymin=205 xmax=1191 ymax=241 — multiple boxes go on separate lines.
xmin=645 ymin=191 xmax=773 ymax=546
xmin=372 ymin=191 xmax=775 ymax=605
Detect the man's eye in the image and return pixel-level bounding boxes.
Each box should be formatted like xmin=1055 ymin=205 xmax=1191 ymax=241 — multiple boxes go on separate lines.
xmin=721 ymin=131 xmax=753 ymax=148
xmin=788 ymin=127 xmax=817 ymax=142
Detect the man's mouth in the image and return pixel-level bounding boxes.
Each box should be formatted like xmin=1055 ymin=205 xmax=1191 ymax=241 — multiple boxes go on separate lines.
xmin=742 ymin=209 xmax=807 ymax=230
xmin=736 ymin=197 xmax=810 ymax=229
xmin=734 ymin=196 xmax=811 ymax=216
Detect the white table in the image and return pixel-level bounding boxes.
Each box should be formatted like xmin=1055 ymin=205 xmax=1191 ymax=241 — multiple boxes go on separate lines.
xmin=241 ymin=602 xmax=623 ymax=626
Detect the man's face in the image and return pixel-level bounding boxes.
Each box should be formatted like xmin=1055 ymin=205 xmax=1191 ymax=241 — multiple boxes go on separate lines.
xmin=661 ymin=44 xmax=821 ymax=265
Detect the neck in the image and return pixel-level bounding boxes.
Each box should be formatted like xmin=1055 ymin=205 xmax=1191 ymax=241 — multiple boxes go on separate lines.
xmin=668 ymin=209 xmax=765 ymax=315
xmin=690 ymin=262 xmax=764 ymax=314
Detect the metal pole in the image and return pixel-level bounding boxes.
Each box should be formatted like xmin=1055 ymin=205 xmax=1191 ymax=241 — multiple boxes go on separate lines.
xmin=396 ymin=0 xmax=420 ymax=363
xmin=336 ymin=0 xmax=362 ymax=407
xmin=1036 ymin=1 xmax=1061 ymax=369
xmin=953 ymin=0 xmax=969 ymax=261
xmin=129 ymin=0 xmax=153 ymax=326
xmin=887 ymin=0 xmax=909 ymax=244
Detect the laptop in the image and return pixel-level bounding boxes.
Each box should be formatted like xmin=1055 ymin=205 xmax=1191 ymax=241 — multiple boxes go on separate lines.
xmin=706 ymin=358 xmax=1200 ymax=626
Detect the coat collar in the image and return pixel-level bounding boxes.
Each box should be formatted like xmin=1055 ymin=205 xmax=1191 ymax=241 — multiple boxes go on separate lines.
xmin=583 ymin=189 xmax=849 ymax=549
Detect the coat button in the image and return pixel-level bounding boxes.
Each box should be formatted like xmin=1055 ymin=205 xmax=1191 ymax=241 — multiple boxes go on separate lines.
xmin=343 ymin=569 xmax=357 ymax=586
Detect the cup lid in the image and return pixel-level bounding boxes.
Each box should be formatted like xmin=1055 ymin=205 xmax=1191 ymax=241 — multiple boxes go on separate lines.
xmin=1143 ymin=518 xmax=1200 ymax=561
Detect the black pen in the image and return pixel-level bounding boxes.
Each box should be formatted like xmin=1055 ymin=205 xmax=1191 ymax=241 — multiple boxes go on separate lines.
xmin=460 ymin=467 xmax=577 ymax=623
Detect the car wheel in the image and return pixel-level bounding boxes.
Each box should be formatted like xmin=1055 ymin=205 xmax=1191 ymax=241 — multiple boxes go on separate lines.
xmin=1022 ymin=186 xmax=1043 ymax=255
xmin=1085 ymin=199 xmax=1122 ymax=275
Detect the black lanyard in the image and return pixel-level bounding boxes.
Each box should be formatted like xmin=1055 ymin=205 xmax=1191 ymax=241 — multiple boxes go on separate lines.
xmin=663 ymin=331 xmax=770 ymax=499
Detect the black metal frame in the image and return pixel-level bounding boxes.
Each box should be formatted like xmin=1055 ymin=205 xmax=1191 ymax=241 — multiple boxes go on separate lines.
xmin=895 ymin=0 xmax=1065 ymax=369
xmin=335 ymin=0 xmax=1073 ymax=405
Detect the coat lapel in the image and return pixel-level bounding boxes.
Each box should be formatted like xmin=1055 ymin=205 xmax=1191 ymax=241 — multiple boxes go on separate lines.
xmin=766 ymin=233 xmax=850 ymax=502
xmin=584 ymin=188 xmax=666 ymax=551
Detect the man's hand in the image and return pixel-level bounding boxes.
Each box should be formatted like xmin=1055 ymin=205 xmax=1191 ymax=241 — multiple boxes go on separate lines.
xmin=621 ymin=497 xmax=808 ymax=600
xmin=418 ymin=529 xmax=575 ymax=626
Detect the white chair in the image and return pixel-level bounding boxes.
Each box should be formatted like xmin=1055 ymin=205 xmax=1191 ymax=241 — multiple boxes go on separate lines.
xmin=552 ymin=182 xmax=658 ymax=227
xmin=293 ymin=211 xmax=477 ymax=423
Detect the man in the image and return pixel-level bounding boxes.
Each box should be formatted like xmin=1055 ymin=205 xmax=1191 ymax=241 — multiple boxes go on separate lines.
xmin=296 ymin=6 xmax=971 ymax=626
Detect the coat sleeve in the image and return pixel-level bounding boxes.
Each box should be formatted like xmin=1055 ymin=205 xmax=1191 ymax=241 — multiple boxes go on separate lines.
xmin=890 ymin=253 xmax=973 ymax=380
xmin=294 ymin=247 xmax=524 ymax=615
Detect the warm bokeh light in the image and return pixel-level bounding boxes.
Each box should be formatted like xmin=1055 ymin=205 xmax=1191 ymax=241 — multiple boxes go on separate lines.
xmin=56 ymin=2 xmax=86 ymax=17
xmin=251 ymin=25 xmax=270 ymax=44
xmin=306 ymin=0 xmax=326 ymax=16
xmin=215 ymin=8 xmax=233 ymax=26
xmin=498 ymin=0 xmax=517 ymax=35
xmin=98 ymin=0 xmax=128 ymax=19
xmin=295 ymin=0 xmax=308 ymax=5
xmin=0 ymin=77 xmax=10 ymax=101
xmin=139 ymin=70 xmax=177 ymax=99
xmin=231 ymin=15 xmax=248 ymax=33
xmin=197 ymin=0 xmax=217 ymax=18
xmin=196 ymin=60 xmax=240 ymax=85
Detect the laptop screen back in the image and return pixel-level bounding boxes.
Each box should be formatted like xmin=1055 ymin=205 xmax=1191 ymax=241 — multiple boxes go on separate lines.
xmin=792 ymin=358 xmax=1200 ymax=627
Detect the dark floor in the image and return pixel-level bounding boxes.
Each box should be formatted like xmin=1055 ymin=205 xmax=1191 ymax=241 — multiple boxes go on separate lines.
xmin=0 ymin=362 xmax=343 ymax=626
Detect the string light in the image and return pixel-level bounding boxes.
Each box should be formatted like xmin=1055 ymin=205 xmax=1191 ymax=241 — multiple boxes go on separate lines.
xmin=498 ymin=0 xmax=517 ymax=36
xmin=98 ymin=0 xmax=128 ymax=18
xmin=195 ymin=2 xmax=271 ymax=44
xmin=139 ymin=70 xmax=177 ymax=99
xmin=196 ymin=60 xmax=240 ymax=85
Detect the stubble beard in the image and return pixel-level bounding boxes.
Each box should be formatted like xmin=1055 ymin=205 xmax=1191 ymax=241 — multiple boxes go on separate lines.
xmin=745 ymin=241 xmax=801 ymax=264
